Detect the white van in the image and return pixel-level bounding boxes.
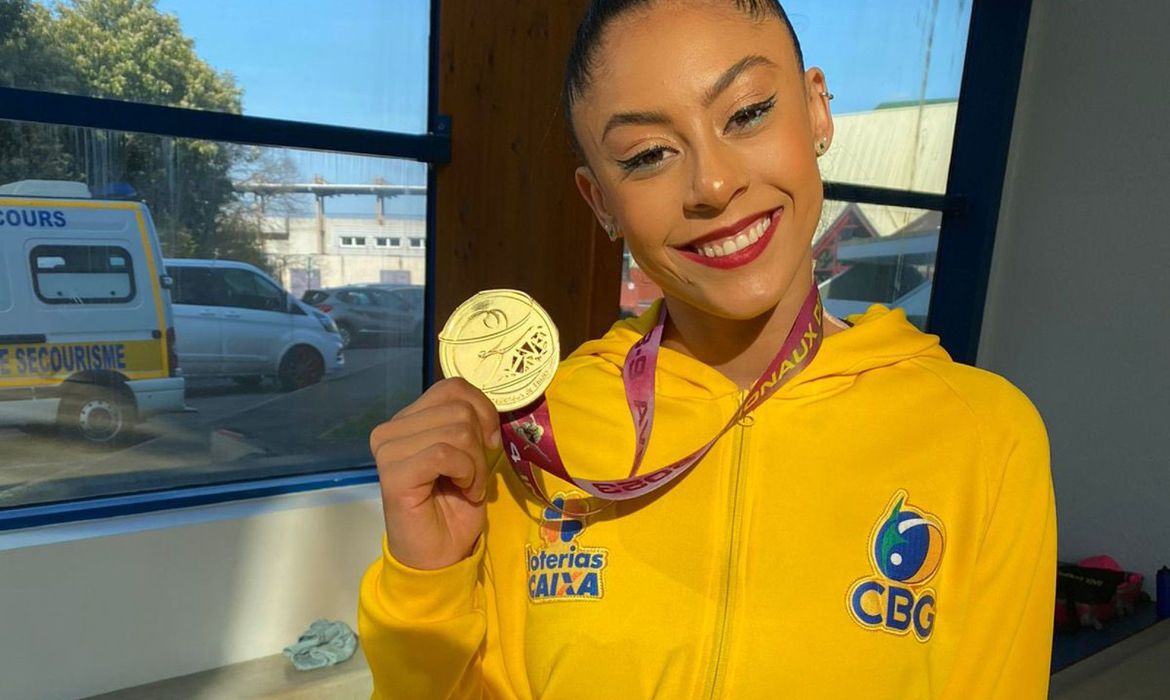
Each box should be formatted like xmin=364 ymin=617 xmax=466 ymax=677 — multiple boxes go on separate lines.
xmin=165 ymin=259 xmax=344 ymax=391
xmin=0 ymin=181 xmax=186 ymax=444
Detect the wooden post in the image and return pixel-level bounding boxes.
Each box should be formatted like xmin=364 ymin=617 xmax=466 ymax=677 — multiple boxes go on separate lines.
xmin=434 ymin=1 xmax=623 ymax=377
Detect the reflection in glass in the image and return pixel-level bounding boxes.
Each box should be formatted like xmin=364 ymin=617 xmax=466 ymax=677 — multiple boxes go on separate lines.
xmin=0 ymin=0 xmax=430 ymax=133
xmin=787 ymin=0 xmax=973 ymax=193
xmin=814 ymin=203 xmax=936 ymax=330
xmin=0 ymin=122 xmax=427 ymax=509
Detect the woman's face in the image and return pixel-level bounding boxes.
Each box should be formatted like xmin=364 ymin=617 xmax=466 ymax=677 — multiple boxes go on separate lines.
xmin=572 ymin=1 xmax=833 ymax=321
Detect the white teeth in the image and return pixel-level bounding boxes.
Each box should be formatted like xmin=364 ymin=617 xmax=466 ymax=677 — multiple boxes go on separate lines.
xmin=692 ymin=213 xmax=774 ymax=259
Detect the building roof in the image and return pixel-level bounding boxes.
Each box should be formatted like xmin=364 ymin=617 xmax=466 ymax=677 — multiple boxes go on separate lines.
xmin=816 ymin=100 xmax=957 ymax=241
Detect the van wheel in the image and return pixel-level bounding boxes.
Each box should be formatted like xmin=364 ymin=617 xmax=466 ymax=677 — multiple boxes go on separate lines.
xmin=60 ymin=386 xmax=137 ymax=445
xmin=278 ymin=347 xmax=324 ymax=392
xmin=337 ymin=323 xmax=355 ymax=349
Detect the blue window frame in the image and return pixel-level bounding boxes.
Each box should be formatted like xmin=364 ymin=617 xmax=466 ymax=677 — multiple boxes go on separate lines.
xmin=820 ymin=0 xmax=1034 ymax=365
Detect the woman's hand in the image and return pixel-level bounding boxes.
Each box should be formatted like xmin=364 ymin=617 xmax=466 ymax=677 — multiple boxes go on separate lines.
xmin=370 ymin=378 xmax=502 ymax=570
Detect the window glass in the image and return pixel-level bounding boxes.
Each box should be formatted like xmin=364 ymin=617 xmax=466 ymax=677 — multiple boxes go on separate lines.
xmin=301 ymin=290 xmax=329 ymax=306
xmin=31 ymin=244 xmax=135 ymax=304
xmin=0 ymin=248 xmax=10 ymax=310
xmin=785 ymin=0 xmax=973 ymax=193
xmin=170 ymin=266 xmax=221 ymax=306
xmin=0 ymin=120 xmax=427 ymax=509
xmin=814 ymin=203 xmax=936 ymax=331
xmin=0 ymin=0 xmax=431 ymax=133
xmin=396 ymin=287 xmax=423 ymax=309
xmin=339 ymin=290 xmax=372 ymax=306
xmin=371 ymin=289 xmax=410 ymax=311
xmin=220 ymin=268 xmax=285 ymax=312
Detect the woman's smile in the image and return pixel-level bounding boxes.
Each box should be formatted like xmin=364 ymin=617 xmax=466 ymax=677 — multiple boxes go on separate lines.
xmin=674 ymin=206 xmax=783 ymax=269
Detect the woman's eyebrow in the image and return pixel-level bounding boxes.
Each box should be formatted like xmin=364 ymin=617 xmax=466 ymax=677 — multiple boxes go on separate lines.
xmin=702 ymin=54 xmax=775 ymax=107
xmin=602 ymin=110 xmax=671 ymax=141
xmin=601 ymin=54 xmax=777 ymax=141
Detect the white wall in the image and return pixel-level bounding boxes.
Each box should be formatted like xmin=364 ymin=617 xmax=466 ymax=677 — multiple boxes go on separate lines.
xmin=0 ymin=486 xmax=385 ymax=700
xmin=979 ymin=0 xmax=1170 ymax=585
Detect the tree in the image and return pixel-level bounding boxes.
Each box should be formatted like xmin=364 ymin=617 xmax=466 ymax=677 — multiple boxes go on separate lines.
xmin=0 ymin=0 xmax=277 ymax=270
xmin=0 ymin=0 xmax=84 ymax=184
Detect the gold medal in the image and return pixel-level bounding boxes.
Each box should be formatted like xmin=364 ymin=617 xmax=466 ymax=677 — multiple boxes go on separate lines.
xmin=439 ymin=289 xmax=560 ymax=411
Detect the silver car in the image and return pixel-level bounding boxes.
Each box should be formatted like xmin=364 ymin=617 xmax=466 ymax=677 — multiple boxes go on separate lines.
xmin=302 ymin=285 xmax=423 ymax=348
xmin=167 ymin=259 xmax=344 ymax=391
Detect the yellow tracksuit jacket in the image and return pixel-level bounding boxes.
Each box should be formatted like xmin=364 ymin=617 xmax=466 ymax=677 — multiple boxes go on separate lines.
xmin=359 ymin=303 xmax=1057 ymax=699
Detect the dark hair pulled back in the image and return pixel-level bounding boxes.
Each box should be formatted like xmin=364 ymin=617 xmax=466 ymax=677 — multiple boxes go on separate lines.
xmin=563 ymin=0 xmax=804 ymax=148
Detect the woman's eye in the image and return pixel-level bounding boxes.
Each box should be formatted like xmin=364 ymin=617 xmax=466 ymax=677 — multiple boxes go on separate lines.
xmin=726 ymin=95 xmax=776 ymax=133
xmin=617 ymin=146 xmax=671 ymax=173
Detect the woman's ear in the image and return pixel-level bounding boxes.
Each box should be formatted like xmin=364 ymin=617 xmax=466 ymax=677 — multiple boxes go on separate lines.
xmin=575 ymin=165 xmax=617 ymax=233
xmin=805 ymin=67 xmax=835 ymax=153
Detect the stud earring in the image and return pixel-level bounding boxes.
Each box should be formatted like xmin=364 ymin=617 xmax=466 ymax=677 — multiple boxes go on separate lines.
xmin=815 ymin=138 xmax=828 ymax=156
xmin=820 ymin=91 xmax=834 ymax=100
xmin=604 ymin=222 xmax=618 ymax=242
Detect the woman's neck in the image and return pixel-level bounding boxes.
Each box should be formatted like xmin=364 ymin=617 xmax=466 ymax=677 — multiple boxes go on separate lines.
xmin=660 ymin=265 xmax=845 ymax=389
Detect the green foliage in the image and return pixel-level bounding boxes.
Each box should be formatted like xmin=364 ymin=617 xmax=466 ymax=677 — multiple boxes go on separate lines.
xmin=0 ymin=0 xmax=277 ymax=270
xmin=51 ymin=0 xmax=241 ymax=111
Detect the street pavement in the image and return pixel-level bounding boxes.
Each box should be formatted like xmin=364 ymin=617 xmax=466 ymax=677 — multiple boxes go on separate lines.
xmin=0 ymin=346 xmax=423 ymax=508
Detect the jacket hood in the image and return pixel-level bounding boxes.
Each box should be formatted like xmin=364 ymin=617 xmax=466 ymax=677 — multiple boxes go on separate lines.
xmin=568 ymin=299 xmax=952 ymax=401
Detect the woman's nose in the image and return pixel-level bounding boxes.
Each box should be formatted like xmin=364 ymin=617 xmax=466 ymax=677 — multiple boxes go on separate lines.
xmin=684 ymin=139 xmax=748 ymax=215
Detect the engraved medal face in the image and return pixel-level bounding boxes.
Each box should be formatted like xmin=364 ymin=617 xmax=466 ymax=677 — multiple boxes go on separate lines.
xmin=438 ymin=289 xmax=560 ymax=411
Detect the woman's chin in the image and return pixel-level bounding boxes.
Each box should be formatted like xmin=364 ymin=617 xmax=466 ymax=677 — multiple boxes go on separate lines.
xmin=670 ymin=291 xmax=785 ymax=323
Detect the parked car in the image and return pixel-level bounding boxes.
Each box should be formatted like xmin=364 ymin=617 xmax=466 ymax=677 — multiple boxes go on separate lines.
xmin=166 ymin=259 xmax=344 ymax=391
xmin=0 ymin=181 xmax=186 ymax=444
xmin=302 ymin=285 xmax=423 ymax=348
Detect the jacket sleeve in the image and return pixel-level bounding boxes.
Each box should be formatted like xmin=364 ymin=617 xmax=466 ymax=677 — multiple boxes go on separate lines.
xmin=358 ymin=534 xmax=523 ymax=700
xmin=941 ymin=395 xmax=1057 ymax=699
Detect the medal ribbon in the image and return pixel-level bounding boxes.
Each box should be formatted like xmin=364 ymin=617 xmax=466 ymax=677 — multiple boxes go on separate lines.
xmin=500 ymin=284 xmax=825 ymax=513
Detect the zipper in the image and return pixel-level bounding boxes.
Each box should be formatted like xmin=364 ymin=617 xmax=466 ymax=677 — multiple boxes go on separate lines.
xmin=706 ymin=392 xmax=752 ymax=699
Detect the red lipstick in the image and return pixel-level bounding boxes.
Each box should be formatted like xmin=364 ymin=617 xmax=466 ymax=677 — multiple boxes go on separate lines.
xmin=676 ymin=207 xmax=783 ymax=270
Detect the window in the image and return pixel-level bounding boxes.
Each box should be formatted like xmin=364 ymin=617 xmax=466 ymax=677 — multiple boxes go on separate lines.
xmin=0 ymin=0 xmax=430 ymax=133
xmin=170 ymin=266 xmax=222 ymax=306
xmin=0 ymin=0 xmax=438 ymax=517
xmin=220 ymin=268 xmax=286 ymax=312
xmin=375 ymin=237 xmax=401 ymax=248
xmin=301 ymin=289 xmax=329 ymax=306
xmin=0 ymin=249 xmax=11 ymax=311
xmin=786 ymin=1 xmax=972 ymax=193
xmin=409 ymin=238 xmax=424 ymax=249
xmin=392 ymin=286 xmax=424 ymax=310
xmin=31 ymin=245 xmax=135 ymax=304
xmin=337 ymin=290 xmax=374 ymax=306
xmin=370 ymin=289 xmax=411 ymax=312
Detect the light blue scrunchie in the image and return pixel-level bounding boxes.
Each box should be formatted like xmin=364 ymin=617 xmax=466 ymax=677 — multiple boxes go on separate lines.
xmin=282 ymin=619 xmax=358 ymax=671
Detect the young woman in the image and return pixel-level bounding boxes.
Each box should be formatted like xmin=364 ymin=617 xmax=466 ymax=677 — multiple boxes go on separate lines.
xmin=359 ymin=1 xmax=1056 ymax=698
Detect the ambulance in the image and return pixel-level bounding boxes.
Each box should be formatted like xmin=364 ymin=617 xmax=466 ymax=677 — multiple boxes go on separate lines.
xmin=0 ymin=180 xmax=185 ymax=444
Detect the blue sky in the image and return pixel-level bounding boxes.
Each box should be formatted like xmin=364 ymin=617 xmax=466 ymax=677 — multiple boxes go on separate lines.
xmin=154 ymin=0 xmax=971 ymax=215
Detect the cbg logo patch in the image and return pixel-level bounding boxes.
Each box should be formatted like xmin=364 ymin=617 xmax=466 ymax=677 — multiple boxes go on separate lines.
xmin=847 ymin=491 xmax=945 ymax=641
xmin=526 ymin=494 xmax=609 ymax=603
